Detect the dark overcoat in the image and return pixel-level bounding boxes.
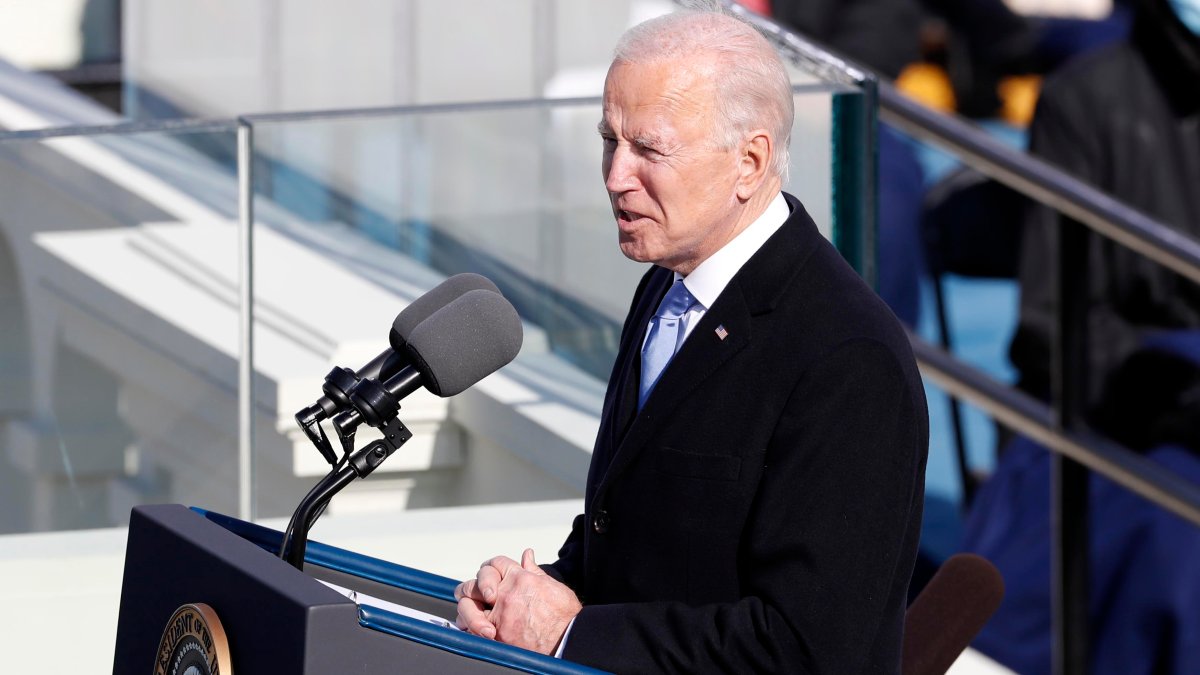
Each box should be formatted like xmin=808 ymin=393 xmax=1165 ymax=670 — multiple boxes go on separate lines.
xmin=549 ymin=193 xmax=929 ymax=673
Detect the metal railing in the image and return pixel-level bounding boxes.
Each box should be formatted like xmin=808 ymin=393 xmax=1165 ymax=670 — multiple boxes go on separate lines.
xmin=729 ymin=6 xmax=1200 ymax=675
xmin=875 ymin=79 xmax=1200 ymax=527
xmin=878 ymin=76 xmax=1200 ymax=675
xmin=878 ymin=83 xmax=1200 ymax=287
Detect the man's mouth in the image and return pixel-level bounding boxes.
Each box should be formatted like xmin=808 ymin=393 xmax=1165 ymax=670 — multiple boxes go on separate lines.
xmin=616 ymin=209 xmax=645 ymax=224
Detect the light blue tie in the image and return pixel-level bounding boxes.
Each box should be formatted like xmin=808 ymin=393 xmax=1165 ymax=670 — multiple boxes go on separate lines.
xmin=639 ymin=280 xmax=696 ymax=409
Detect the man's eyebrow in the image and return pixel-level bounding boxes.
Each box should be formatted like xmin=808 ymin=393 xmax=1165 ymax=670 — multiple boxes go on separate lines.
xmin=597 ymin=120 xmax=612 ymax=135
xmin=632 ymin=133 xmax=667 ymax=149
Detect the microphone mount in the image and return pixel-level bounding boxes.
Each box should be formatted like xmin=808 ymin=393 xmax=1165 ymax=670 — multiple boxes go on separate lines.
xmin=331 ymin=366 xmax=423 ymax=439
xmin=282 ymin=368 xmax=418 ymax=570
xmin=281 ymin=409 xmax=413 ymax=570
xmin=294 ymin=365 xmax=367 ymax=467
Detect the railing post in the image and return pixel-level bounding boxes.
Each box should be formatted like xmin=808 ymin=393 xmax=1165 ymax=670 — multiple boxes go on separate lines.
xmin=236 ymin=118 xmax=256 ymax=521
xmin=830 ymin=75 xmax=877 ymax=285
xmin=1052 ymin=217 xmax=1090 ymax=675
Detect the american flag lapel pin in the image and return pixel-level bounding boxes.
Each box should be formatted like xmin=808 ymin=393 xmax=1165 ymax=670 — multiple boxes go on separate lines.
xmin=714 ymin=325 xmax=729 ymax=341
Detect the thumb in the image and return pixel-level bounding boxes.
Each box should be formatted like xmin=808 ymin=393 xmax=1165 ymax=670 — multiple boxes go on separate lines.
xmin=521 ymin=548 xmax=543 ymax=574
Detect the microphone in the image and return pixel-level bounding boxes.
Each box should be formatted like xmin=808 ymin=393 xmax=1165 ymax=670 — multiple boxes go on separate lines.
xmin=334 ymin=288 xmax=523 ymax=434
xmin=279 ymin=287 xmax=522 ymax=569
xmin=313 ymin=272 xmax=501 ymax=416
xmin=294 ymin=273 xmax=500 ymax=464
xmin=902 ymin=553 xmax=1005 ymax=675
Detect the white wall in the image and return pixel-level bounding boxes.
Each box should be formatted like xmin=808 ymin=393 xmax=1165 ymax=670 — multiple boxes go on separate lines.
xmin=0 ymin=0 xmax=88 ymax=70
xmin=122 ymin=0 xmax=674 ymax=117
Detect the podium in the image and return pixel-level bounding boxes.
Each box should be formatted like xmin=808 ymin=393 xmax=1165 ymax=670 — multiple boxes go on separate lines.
xmin=113 ymin=504 xmax=607 ymax=674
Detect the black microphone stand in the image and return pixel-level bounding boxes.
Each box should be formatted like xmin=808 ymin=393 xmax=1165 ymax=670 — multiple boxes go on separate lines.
xmin=280 ymin=372 xmax=416 ymax=571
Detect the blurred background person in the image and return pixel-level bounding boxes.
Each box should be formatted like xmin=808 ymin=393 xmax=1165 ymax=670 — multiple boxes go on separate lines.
xmin=1009 ymin=0 xmax=1200 ymax=453
xmin=963 ymin=0 xmax=1200 ymax=672
xmin=768 ymin=0 xmax=1129 ymax=328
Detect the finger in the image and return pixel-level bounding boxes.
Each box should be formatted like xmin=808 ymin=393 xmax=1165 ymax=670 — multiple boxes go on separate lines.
xmin=456 ymin=597 xmax=497 ymax=640
xmin=483 ymin=555 xmax=522 ymax=578
xmin=476 ymin=565 xmax=503 ymax=604
xmin=456 ymin=579 xmax=486 ymax=602
xmin=521 ymin=548 xmax=544 ymax=574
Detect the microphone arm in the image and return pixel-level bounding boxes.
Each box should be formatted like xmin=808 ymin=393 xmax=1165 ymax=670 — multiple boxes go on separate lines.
xmin=281 ymin=361 xmax=424 ymax=569
xmin=281 ymin=414 xmax=413 ymax=570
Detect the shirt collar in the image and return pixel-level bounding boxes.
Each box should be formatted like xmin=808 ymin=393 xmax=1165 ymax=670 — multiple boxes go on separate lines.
xmin=678 ymin=192 xmax=790 ymax=309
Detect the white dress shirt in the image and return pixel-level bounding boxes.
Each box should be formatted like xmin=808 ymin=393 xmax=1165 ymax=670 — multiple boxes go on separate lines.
xmin=640 ymin=192 xmax=791 ymax=352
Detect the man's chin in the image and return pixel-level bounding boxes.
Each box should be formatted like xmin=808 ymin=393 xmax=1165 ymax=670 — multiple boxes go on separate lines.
xmin=618 ymin=241 xmax=654 ymax=264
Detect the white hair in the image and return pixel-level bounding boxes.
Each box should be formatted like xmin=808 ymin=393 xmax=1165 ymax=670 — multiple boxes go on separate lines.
xmin=613 ymin=7 xmax=794 ymax=178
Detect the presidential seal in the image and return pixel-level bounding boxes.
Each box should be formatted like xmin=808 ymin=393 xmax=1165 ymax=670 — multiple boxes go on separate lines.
xmin=153 ymin=603 xmax=232 ymax=675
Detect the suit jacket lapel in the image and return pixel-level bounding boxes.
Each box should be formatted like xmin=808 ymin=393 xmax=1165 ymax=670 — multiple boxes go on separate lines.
xmin=591 ymin=267 xmax=672 ymax=490
xmin=600 ymin=278 xmax=752 ymax=489
xmin=611 ymin=270 xmax=669 ymax=448
xmin=596 ymin=193 xmax=821 ymax=492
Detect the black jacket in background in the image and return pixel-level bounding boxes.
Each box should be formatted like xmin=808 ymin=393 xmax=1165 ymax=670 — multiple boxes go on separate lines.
xmin=1010 ymin=0 xmax=1200 ymax=447
xmin=771 ymin=0 xmax=923 ymax=78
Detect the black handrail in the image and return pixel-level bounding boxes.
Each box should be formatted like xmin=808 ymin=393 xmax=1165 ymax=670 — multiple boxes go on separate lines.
xmin=725 ymin=4 xmax=1200 ymax=674
xmin=725 ymin=0 xmax=1200 ymax=518
xmin=911 ymin=332 xmax=1200 ymax=527
xmin=877 ymin=83 xmax=1200 ymax=286
xmin=874 ymin=35 xmax=1200 ymax=675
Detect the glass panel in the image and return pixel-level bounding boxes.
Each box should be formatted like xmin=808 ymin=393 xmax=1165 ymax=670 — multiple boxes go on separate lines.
xmin=249 ymin=85 xmax=849 ymax=518
xmin=0 ymin=58 xmax=866 ymax=529
xmin=0 ymin=126 xmax=241 ymax=533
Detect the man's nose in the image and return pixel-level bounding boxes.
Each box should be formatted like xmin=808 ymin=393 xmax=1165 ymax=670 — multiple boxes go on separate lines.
xmin=604 ymin=146 xmax=639 ymax=193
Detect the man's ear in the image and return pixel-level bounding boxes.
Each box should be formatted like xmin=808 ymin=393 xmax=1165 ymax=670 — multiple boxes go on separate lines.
xmin=736 ymin=131 xmax=772 ymax=200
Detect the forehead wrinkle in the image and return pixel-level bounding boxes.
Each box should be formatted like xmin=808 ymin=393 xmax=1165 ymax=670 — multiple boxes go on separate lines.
xmin=641 ymin=77 xmax=707 ymax=120
xmin=603 ymin=58 xmax=718 ymax=150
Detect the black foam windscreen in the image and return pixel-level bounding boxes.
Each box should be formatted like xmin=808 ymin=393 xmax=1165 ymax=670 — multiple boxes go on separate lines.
xmin=390 ymin=273 xmax=501 ymax=350
xmin=404 ymin=289 xmax=523 ymax=397
xmin=902 ymin=553 xmax=1005 ymax=675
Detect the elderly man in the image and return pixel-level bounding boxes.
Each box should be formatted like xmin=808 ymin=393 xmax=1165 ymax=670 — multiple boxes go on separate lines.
xmin=456 ymin=9 xmax=928 ymax=673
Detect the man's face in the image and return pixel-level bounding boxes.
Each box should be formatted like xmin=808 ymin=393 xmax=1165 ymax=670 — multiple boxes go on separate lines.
xmin=600 ymin=58 xmax=743 ymax=274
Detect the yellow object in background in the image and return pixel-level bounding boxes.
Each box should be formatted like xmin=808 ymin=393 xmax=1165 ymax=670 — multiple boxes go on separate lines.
xmin=895 ymin=62 xmax=957 ymax=113
xmin=896 ymin=63 xmax=1042 ymax=128
xmin=998 ymin=75 xmax=1042 ymax=127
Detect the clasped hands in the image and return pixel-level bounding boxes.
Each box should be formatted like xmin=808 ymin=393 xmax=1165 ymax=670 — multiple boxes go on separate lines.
xmin=454 ymin=548 xmax=582 ymax=655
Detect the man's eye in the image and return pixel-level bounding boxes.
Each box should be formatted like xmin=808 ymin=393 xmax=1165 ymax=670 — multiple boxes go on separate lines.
xmin=601 ymin=136 xmax=617 ymax=149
